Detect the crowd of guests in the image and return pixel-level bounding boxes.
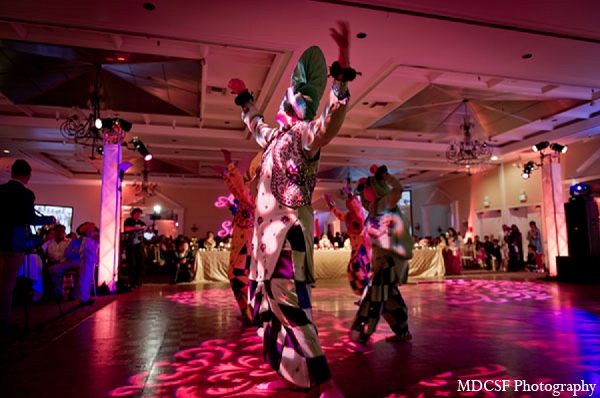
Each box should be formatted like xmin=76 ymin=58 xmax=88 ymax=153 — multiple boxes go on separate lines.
xmin=413 ymin=221 xmax=544 ymax=274
xmin=316 ymin=232 xmax=350 ymax=250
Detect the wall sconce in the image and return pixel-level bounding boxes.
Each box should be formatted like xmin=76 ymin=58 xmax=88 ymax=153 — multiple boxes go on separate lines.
xmin=483 ymin=196 xmax=490 ymax=207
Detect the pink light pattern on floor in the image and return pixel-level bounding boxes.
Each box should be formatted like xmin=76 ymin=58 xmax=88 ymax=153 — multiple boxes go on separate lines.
xmin=110 ymin=280 xmax=566 ymax=397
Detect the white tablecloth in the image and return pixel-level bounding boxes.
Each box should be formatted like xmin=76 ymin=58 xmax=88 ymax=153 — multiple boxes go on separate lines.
xmin=194 ymin=248 xmax=445 ymax=282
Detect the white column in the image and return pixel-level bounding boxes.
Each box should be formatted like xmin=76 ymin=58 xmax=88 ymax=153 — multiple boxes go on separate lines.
xmin=98 ymin=135 xmax=122 ymax=293
xmin=541 ymin=155 xmax=569 ymax=276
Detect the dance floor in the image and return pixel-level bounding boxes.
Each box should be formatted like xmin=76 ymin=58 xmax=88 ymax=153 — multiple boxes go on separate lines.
xmin=1 ymin=272 xmax=599 ymax=398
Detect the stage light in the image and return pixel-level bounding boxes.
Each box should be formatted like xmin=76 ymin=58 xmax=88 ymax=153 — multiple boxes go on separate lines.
xmin=132 ymin=137 xmax=153 ymax=161
xmin=532 ymin=141 xmax=549 ymax=152
xmin=115 ymin=118 xmax=132 ymax=132
xmin=569 ymin=183 xmax=590 ymax=197
xmin=97 ymin=145 xmax=104 ymax=155
xmin=521 ymin=161 xmax=535 ymax=179
xmin=95 ymin=118 xmax=132 ymax=132
xmin=550 ymin=143 xmax=568 ymax=154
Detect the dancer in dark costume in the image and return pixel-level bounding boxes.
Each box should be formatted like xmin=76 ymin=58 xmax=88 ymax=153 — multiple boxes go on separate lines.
xmin=348 ymin=165 xmax=414 ymax=353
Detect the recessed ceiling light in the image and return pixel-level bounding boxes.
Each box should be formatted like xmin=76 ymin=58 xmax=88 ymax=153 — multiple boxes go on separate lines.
xmin=357 ymin=33 xmax=367 ymax=39
xmin=143 ymin=3 xmax=156 ymax=11
xmin=491 ymin=155 xmax=498 ymax=161
xmin=117 ymin=57 xmax=126 ymax=61
xmin=466 ymin=164 xmax=471 ymax=168
xmin=3 ymin=149 xmax=10 ymax=154
xmin=522 ymin=53 xmax=533 ymax=59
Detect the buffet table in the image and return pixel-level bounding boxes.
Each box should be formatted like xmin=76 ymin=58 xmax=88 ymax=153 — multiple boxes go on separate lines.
xmin=194 ymin=248 xmax=445 ymax=282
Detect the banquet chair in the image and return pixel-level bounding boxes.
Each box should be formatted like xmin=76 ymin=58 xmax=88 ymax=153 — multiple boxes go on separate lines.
xmin=460 ymin=247 xmax=475 ymax=268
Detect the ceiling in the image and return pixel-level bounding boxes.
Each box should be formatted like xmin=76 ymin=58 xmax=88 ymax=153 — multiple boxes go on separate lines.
xmin=1 ymin=0 xmax=600 ymax=190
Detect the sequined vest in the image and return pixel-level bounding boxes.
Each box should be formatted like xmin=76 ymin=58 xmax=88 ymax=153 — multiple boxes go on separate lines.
xmin=266 ymin=124 xmax=319 ymax=208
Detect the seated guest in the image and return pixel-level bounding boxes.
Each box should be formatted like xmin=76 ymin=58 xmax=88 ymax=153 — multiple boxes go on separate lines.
xmin=332 ymin=232 xmax=344 ymax=248
xmin=475 ymin=241 xmax=487 ymax=268
xmin=489 ymin=239 xmax=503 ymax=271
xmin=318 ymin=233 xmax=333 ymax=250
xmin=222 ymin=235 xmax=233 ymax=251
xmin=203 ymin=231 xmax=217 ymax=250
xmin=46 ymin=225 xmax=78 ymax=298
xmin=525 ymin=244 xmax=538 ymax=272
xmin=173 ymin=238 xmax=195 ymax=284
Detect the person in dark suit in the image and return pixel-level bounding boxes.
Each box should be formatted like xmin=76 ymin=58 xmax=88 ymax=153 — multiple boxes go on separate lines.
xmin=0 ymin=160 xmax=52 ymax=333
xmin=123 ymin=208 xmax=146 ymax=287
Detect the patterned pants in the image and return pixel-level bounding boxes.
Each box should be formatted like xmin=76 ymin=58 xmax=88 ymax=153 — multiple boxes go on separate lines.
xmin=228 ymin=242 xmax=252 ymax=319
xmin=347 ymin=244 xmax=370 ymax=296
xmin=350 ymin=258 xmax=409 ymax=344
xmin=249 ymin=226 xmax=331 ymax=388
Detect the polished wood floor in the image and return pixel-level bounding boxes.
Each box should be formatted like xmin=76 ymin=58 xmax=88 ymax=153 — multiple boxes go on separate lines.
xmin=1 ymin=272 xmax=599 ymax=398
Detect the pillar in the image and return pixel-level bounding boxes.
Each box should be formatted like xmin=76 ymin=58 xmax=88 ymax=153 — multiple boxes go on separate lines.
xmin=541 ymin=154 xmax=569 ymax=276
xmin=98 ymin=133 xmax=123 ymax=292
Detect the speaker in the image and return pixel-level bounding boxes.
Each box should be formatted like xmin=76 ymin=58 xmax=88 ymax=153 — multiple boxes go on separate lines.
xmin=564 ymin=197 xmax=600 ymax=257
xmin=557 ymin=256 xmax=600 ymax=283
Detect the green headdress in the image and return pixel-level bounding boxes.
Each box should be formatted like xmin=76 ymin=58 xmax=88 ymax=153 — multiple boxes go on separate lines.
xmin=282 ymin=46 xmax=327 ymax=121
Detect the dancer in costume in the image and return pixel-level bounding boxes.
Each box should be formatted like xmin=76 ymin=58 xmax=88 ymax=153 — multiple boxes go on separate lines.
xmin=324 ymin=189 xmax=371 ymax=296
xmin=348 ymin=165 xmax=413 ymax=352
xmin=228 ymin=21 xmax=354 ymax=398
xmin=212 ymin=149 xmax=260 ymax=322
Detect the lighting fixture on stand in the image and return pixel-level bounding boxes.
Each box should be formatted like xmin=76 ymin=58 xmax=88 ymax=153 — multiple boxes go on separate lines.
xmin=131 ymin=137 xmax=153 ymax=161
xmin=521 ymin=141 xmax=568 ymax=179
xmin=59 ymin=64 xmax=132 ymax=158
xmin=446 ymin=99 xmax=492 ymax=167
xmin=521 ymin=161 xmax=536 ymax=179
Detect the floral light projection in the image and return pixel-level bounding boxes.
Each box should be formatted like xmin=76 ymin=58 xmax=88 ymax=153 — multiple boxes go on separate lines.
xmin=109 ymin=330 xmax=276 ymax=397
xmin=439 ymin=279 xmax=554 ymax=305
xmin=165 ymin=289 xmax=241 ymax=311
xmin=111 ymin=280 xmax=566 ymax=397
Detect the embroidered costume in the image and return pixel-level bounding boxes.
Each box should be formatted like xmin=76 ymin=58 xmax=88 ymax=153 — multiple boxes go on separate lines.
xmin=230 ymin=43 xmax=350 ymax=390
xmin=325 ymin=190 xmax=371 ymax=295
xmin=349 ymin=167 xmax=413 ymax=349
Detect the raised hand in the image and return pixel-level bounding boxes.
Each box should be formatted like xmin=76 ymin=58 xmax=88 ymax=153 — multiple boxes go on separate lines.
xmin=227 ymin=78 xmax=247 ymax=95
xmin=330 ymin=21 xmax=350 ymax=68
xmin=221 ymin=149 xmax=232 ymax=164
xmin=210 ymin=165 xmax=226 ymax=175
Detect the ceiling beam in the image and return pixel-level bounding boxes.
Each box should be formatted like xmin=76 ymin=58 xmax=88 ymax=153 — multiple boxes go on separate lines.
xmin=500 ymin=113 xmax=600 ymax=155
xmin=21 ymin=150 xmax=74 ymax=179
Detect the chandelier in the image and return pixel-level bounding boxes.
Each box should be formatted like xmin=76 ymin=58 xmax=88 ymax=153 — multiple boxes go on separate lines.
xmin=132 ymin=161 xmax=158 ymax=198
xmin=60 ymin=64 xmax=131 ymax=157
xmin=446 ymin=99 xmax=492 ymax=166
